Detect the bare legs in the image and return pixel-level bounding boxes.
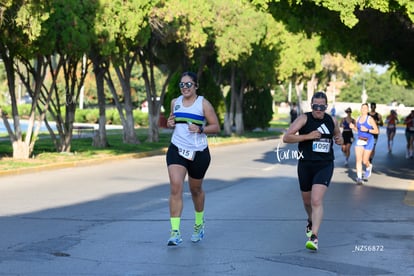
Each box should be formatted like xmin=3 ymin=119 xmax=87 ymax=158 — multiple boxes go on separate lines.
xmin=342 ymin=143 xmax=351 ymax=164
xmin=168 ymin=164 xmax=205 ymax=217
xmin=168 ymin=165 xmax=186 ymax=217
xmin=355 ymin=146 xmax=371 ymax=179
xmin=387 ymin=130 xmax=396 ymax=152
xmin=301 ymin=184 xmax=327 ymax=237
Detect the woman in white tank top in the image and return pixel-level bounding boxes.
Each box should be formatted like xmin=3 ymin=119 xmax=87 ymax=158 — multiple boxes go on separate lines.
xmin=165 ymin=72 xmax=220 ymax=246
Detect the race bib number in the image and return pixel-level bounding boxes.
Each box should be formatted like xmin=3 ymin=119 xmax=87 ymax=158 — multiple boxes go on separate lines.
xmin=356 ymin=139 xmax=367 ymax=146
xmin=178 ymin=147 xmax=195 ymax=161
xmin=312 ymin=139 xmax=331 ymax=153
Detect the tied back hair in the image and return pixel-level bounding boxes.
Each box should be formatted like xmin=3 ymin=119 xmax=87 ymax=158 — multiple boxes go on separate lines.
xmin=181 ymin=71 xmax=198 ymax=87
xmin=311 ymin=91 xmax=327 ymax=104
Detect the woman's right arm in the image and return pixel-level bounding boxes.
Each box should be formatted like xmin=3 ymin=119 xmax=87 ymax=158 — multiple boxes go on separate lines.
xmin=167 ymin=99 xmax=177 ymax=128
xmin=283 ymin=114 xmax=320 ymax=143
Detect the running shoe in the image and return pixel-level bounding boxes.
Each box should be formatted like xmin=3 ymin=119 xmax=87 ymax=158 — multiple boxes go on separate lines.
xmin=356 ymin=178 xmax=363 ymax=185
xmin=167 ymin=230 xmax=182 ymax=246
xmin=364 ymin=165 xmax=373 ymax=179
xmin=306 ymin=220 xmax=312 ymax=238
xmin=191 ymin=223 xmax=205 ymax=243
xmin=344 ymin=160 xmax=348 ymax=166
xmin=306 ymin=234 xmax=318 ymax=251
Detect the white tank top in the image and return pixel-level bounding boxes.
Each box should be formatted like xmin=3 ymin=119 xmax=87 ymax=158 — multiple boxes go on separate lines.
xmin=171 ymin=95 xmax=208 ymax=151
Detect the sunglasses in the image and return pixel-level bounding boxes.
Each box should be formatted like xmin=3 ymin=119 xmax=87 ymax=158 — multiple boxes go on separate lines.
xmin=179 ymin=82 xmax=195 ymax=89
xmin=311 ymin=104 xmax=327 ymax=111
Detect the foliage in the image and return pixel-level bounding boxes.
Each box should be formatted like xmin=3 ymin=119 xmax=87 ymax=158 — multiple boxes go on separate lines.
xmin=212 ymin=0 xmax=268 ymax=66
xmin=277 ymin=0 xmax=414 ymax=84
xmin=197 ymin=69 xmax=225 ymax=125
xmin=276 ymin=30 xmax=323 ymax=83
xmin=320 ymin=53 xmax=362 ymax=89
xmin=338 ymin=69 xmax=414 ymax=106
xmin=84 ymin=109 xmax=100 ymax=124
xmin=133 ymin=110 xmax=149 ymax=127
xmin=164 ymin=70 xmax=225 ymax=125
xmin=163 ymin=72 xmax=182 ymax=117
xmin=243 ymin=88 xmax=273 ymax=130
xmin=1 ymin=0 xmax=414 ymax=158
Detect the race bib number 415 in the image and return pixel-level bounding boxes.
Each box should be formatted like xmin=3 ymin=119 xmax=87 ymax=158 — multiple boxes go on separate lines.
xmin=178 ymin=147 xmax=195 ymax=160
xmin=312 ymin=139 xmax=331 ymax=153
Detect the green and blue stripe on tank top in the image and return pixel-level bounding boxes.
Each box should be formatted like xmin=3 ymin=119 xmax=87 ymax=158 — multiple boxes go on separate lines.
xmin=174 ymin=112 xmax=205 ymax=126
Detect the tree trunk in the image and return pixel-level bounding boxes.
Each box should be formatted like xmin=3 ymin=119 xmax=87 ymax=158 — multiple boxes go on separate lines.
xmin=224 ymin=64 xmax=238 ymax=136
xmin=307 ymin=73 xmax=317 ymax=104
xmin=12 ymin=140 xmax=30 ymax=160
xmin=92 ymin=56 xmax=108 ymax=148
xmin=234 ymin=68 xmax=245 ymax=135
xmin=148 ymin=107 xmax=160 ymax=142
xmin=234 ymin=85 xmax=245 ymax=135
xmin=123 ymin=110 xmax=138 ymax=144
xmin=295 ymin=81 xmax=304 ymax=114
xmin=114 ymin=62 xmax=140 ymax=144
xmin=138 ymin=48 xmax=169 ymax=143
xmin=223 ymin=113 xmax=232 ymax=135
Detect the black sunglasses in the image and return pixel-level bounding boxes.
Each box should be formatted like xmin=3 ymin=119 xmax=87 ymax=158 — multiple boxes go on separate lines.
xmin=311 ymin=104 xmax=327 ymax=111
xmin=179 ymin=82 xmax=195 ymax=89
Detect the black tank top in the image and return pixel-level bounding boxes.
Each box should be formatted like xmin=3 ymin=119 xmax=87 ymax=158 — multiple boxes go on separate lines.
xmin=370 ymin=112 xmax=380 ymax=122
xmin=298 ymin=112 xmax=335 ymax=161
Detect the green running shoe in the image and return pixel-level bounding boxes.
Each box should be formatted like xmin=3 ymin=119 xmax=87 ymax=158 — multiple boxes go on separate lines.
xmin=167 ymin=230 xmax=182 ymax=246
xmin=306 ymin=234 xmax=318 ymax=251
xmin=191 ymin=223 xmax=204 ymax=243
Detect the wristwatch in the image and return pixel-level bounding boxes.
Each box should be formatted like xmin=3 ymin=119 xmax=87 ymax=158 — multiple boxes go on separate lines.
xmin=198 ymin=126 xmax=204 ymax=134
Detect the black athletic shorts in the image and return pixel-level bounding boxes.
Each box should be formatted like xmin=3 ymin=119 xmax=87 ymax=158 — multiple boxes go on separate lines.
xmin=342 ymin=130 xmax=354 ymax=145
xmin=166 ymin=143 xmax=211 ymax=179
xmin=297 ymin=160 xmax=334 ymax=192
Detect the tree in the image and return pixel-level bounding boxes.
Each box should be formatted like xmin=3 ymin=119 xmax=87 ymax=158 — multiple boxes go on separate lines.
xmin=149 ymin=0 xmax=214 ymax=140
xmin=338 ymin=69 xmax=414 ymax=106
xmin=41 ymin=0 xmax=95 ymax=152
xmin=0 ymin=0 xmax=54 ymax=158
xmin=276 ymin=29 xmax=323 ymax=113
xmin=211 ymin=0 xmax=271 ymax=135
xmin=268 ymin=0 xmax=414 ymax=84
xmin=0 ymin=0 xmax=13 ymax=26
xmin=243 ymin=88 xmax=273 ymax=131
xmin=92 ymin=0 xmax=156 ymax=144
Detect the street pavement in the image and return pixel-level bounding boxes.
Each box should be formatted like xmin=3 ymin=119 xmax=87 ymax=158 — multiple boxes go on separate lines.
xmin=0 ymin=127 xmax=413 ymax=275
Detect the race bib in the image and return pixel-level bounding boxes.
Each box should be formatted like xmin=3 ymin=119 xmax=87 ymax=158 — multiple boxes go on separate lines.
xmin=312 ymin=139 xmax=331 ymax=153
xmin=409 ymin=127 xmax=414 ymax=131
xmin=178 ymin=147 xmax=195 ymax=160
xmin=356 ymin=139 xmax=367 ymax=146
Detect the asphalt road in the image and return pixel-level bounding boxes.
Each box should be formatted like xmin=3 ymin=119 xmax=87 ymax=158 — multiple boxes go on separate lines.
xmin=0 ymin=127 xmax=413 ymax=275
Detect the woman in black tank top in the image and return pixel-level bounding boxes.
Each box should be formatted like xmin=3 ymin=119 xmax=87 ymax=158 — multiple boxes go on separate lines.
xmin=283 ymin=92 xmax=343 ymax=251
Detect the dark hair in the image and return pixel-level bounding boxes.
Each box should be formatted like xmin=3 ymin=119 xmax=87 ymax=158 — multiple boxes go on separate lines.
xmin=370 ymin=102 xmax=376 ymax=107
xmin=311 ymin=91 xmax=327 ymax=104
xmin=181 ymin=71 xmax=198 ymax=84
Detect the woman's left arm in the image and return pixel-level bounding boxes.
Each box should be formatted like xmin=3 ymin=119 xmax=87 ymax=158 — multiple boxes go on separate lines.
xmin=202 ymin=99 xmax=220 ymax=134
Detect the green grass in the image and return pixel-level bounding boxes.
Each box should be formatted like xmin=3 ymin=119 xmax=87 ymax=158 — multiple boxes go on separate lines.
xmin=0 ymin=127 xmax=283 ymax=171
